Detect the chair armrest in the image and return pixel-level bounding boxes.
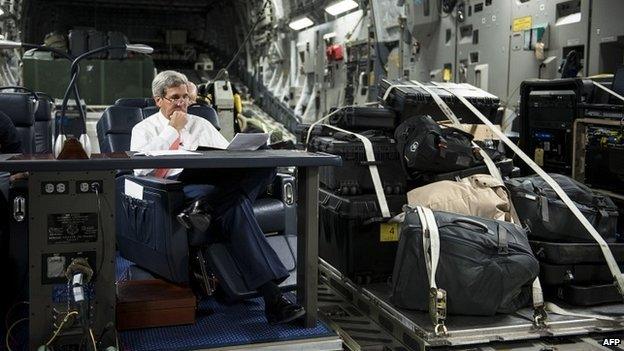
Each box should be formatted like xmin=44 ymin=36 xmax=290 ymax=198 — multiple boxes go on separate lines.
xmin=268 ymin=173 xmax=296 ymax=206
xmin=122 ymin=175 xmax=184 ymax=192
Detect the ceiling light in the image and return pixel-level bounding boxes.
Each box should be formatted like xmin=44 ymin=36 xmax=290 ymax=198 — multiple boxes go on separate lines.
xmin=325 ymin=0 xmax=359 ymax=16
xmin=288 ymin=17 xmax=314 ymax=30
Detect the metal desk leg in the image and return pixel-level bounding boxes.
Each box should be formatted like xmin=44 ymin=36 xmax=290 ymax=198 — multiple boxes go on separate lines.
xmin=296 ymin=166 xmax=319 ymax=328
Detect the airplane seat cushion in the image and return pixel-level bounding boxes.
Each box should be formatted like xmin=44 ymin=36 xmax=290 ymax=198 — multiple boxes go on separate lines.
xmin=141 ymin=106 xmax=159 ymax=119
xmin=115 ymin=98 xmax=155 ymax=108
xmin=188 ymin=104 xmax=221 ymax=130
xmin=97 ymin=106 xmax=144 ymax=153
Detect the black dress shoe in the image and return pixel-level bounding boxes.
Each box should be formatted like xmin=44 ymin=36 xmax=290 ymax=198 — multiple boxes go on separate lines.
xmin=265 ymin=296 xmax=306 ymax=325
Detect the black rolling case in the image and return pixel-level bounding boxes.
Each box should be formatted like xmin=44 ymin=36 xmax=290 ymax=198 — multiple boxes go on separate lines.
xmin=378 ymin=79 xmax=500 ymax=123
xmin=539 ymin=262 xmax=621 ymax=285
xmin=530 ymin=240 xmax=624 ymax=265
xmin=328 ymin=106 xmax=397 ymax=131
xmin=88 ymin=30 xmax=108 ymax=58
xmin=319 ymin=188 xmax=406 ymax=284
xmin=506 ymin=174 xmax=619 ymax=242
xmin=204 ymin=234 xmax=297 ymax=302
xmin=68 ymin=29 xmax=88 ymax=57
xmin=547 ymin=284 xmax=622 ymax=306
xmin=310 ymin=133 xmax=406 ymax=195
xmin=107 ymin=31 xmax=128 ymax=59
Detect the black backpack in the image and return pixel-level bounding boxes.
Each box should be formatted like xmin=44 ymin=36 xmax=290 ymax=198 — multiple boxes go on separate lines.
xmin=394 ymin=115 xmax=483 ymax=177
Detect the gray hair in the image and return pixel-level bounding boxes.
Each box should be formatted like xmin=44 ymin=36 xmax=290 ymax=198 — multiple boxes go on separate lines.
xmin=152 ymin=70 xmax=189 ymax=97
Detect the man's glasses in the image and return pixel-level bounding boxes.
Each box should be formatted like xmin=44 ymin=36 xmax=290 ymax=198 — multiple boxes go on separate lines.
xmin=162 ymin=95 xmax=191 ymax=104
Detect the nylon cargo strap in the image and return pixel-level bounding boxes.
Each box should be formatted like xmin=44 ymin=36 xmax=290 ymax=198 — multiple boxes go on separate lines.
xmin=433 ymin=82 xmax=624 ymax=322
xmin=416 ymin=206 xmax=447 ymax=336
xmin=304 ymin=102 xmax=391 ymax=218
xmin=423 ymin=80 xmax=546 ymax=325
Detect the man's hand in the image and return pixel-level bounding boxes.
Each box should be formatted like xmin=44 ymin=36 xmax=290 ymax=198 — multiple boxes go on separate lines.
xmin=9 ymin=172 xmax=28 ymax=183
xmin=169 ymin=111 xmax=188 ymax=132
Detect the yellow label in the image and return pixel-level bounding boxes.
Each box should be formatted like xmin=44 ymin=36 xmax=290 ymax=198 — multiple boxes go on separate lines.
xmin=513 ymin=16 xmax=533 ymax=32
xmin=443 ymin=68 xmax=452 ymax=82
xmin=534 ymin=148 xmax=544 ymax=166
xmin=380 ymin=222 xmax=399 ymax=242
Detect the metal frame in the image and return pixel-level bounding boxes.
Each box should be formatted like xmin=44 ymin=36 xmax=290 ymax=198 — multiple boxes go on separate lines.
xmin=572 ymin=117 xmax=624 ymax=200
xmin=319 ymin=259 xmax=624 ymax=350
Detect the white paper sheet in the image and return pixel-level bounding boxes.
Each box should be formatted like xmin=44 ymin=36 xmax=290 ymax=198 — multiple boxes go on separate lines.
xmin=226 ymin=133 xmax=269 ymax=151
xmin=134 ymin=149 xmax=201 ymax=156
xmin=124 ymin=179 xmax=143 ymax=200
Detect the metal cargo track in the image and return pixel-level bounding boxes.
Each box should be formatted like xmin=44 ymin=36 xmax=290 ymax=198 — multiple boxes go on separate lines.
xmin=319 ymin=258 xmax=624 ymax=350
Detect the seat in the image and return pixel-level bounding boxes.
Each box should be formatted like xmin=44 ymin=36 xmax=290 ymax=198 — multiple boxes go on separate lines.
xmin=34 ymin=93 xmax=55 ymax=154
xmin=96 ymin=105 xmax=297 ymax=296
xmin=117 ymin=99 xmax=221 ymax=131
xmin=114 ymin=97 xmax=156 ymax=108
xmin=0 ymin=91 xmax=37 ymax=153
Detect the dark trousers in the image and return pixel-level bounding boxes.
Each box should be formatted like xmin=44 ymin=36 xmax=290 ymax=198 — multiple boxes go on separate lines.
xmin=181 ymin=168 xmax=289 ymax=289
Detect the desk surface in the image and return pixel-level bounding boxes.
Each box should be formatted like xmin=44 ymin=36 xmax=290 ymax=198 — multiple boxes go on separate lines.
xmin=0 ymin=150 xmax=342 ymax=172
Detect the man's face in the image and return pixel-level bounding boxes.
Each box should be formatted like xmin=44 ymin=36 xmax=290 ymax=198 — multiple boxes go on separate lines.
xmin=155 ymin=84 xmax=190 ymax=119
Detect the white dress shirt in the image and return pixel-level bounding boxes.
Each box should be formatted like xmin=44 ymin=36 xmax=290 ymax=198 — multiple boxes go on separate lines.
xmin=131 ymin=111 xmax=229 ymax=177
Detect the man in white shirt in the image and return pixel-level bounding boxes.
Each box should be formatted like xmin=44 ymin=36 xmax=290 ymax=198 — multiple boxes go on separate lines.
xmin=131 ymin=70 xmax=304 ymax=325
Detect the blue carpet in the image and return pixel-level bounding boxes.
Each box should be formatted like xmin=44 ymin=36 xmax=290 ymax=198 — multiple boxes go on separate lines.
xmin=116 ymin=255 xmax=335 ymax=351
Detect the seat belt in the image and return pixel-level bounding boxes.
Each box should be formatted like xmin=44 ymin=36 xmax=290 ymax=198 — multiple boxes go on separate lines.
xmin=431 ymin=81 xmax=624 ymax=323
xmin=415 ymin=80 xmax=547 ymax=326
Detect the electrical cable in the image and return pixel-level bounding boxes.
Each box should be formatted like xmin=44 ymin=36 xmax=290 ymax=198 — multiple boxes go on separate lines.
xmin=45 ymin=311 xmax=79 ymax=346
xmin=211 ymin=0 xmax=271 ymax=84
xmin=89 ymin=328 xmax=97 ymax=351
xmin=4 ymin=301 xmax=29 ymax=332
xmin=5 ymin=317 xmax=28 ymax=351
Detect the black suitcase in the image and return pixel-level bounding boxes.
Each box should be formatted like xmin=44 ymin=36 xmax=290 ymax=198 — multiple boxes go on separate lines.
xmin=506 ymin=174 xmax=619 ymax=242
xmin=319 ymin=188 xmax=406 ymax=284
xmin=88 ymin=30 xmax=108 ymax=58
xmin=530 ymin=240 xmax=624 ymax=265
xmin=107 ymin=31 xmax=128 ymax=59
xmin=328 ymin=106 xmax=397 ymax=131
xmin=68 ymin=29 xmax=88 ymax=57
xmin=391 ymin=207 xmax=539 ymax=315
xmin=539 ymin=262 xmax=621 ymax=285
xmin=296 ymin=123 xmax=333 ymax=144
xmin=378 ymin=78 xmax=500 ymax=124
xmin=310 ymin=133 xmax=406 ymax=195
xmin=204 ymin=235 xmax=297 ymax=301
xmin=547 ymin=284 xmax=622 ymax=306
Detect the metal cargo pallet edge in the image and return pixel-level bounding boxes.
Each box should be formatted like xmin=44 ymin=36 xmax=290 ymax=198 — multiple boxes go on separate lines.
xmin=319 ymin=258 xmax=624 ymax=350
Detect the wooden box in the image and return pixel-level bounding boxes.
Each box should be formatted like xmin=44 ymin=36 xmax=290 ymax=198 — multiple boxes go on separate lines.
xmin=116 ymin=279 xmax=197 ymax=330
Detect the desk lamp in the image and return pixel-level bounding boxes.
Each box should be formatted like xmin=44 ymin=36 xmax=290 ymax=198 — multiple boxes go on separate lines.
xmin=0 ymin=39 xmax=153 ymax=159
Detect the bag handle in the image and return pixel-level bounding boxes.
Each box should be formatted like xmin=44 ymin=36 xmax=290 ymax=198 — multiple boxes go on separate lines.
xmin=451 ymin=218 xmax=488 ymax=232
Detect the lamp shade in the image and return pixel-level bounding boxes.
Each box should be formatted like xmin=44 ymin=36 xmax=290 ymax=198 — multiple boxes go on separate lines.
xmin=125 ymin=44 xmax=154 ymax=54
xmin=0 ymin=39 xmax=22 ymax=49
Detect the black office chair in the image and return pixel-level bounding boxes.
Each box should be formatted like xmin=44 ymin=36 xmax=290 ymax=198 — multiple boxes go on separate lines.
xmin=0 ymin=88 xmax=38 ymax=153
xmin=34 ymin=92 xmax=55 ymax=154
xmin=96 ymin=105 xmax=297 ymax=300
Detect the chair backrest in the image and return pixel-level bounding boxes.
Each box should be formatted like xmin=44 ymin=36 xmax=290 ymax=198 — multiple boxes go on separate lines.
xmin=34 ymin=93 xmax=55 ymax=154
xmin=96 ymin=106 xmax=144 ymax=153
xmin=0 ymin=92 xmax=37 ymax=153
xmin=188 ymin=104 xmax=221 ymax=130
xmin=114 ymin=98 xmax=155 ymax=109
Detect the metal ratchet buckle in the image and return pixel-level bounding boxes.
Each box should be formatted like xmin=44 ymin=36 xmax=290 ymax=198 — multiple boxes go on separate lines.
xmin=429 ymin=287 xmax=448 ymax=336
xmin=533 ymin=305 xmax=548 ymax=328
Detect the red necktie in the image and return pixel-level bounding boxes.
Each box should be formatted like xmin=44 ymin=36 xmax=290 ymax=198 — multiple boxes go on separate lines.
xmin=153 ymin=137 xmax=180 ymax=178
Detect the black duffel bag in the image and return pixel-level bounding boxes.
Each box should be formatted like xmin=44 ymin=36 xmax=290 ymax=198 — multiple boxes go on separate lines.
xmin=394 ymin=115 xmax=483 ymax=177
xmin=391 ymin=207 xmax=539 ymax=317
xmin=505 ymin=174 xmax=619 ymax=242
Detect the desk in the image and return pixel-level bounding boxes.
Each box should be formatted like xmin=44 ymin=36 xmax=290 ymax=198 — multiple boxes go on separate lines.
xmin=0 ymin=150 xmax=341 ymax=348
